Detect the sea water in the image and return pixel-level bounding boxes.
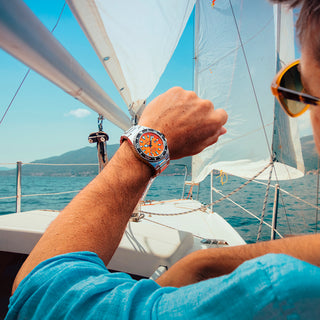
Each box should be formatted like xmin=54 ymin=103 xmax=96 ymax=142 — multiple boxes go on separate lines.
xmin=0 ymin=174 xmax=318 ymax=243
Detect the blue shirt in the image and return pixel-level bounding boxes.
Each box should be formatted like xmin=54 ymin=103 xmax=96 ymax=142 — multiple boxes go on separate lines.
xmin=6 ymin=252 xmax=320 ymax=319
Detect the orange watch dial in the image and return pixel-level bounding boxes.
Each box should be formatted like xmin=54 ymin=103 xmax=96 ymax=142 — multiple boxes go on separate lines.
xmin=138 ymin=132 xmax=164 ymax=158
xmin=121 ymin=126 xmax=169 ymax=175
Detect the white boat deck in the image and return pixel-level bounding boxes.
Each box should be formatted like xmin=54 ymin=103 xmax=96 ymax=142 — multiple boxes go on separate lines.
xmin=140 ymin=199 xmax=245 ymax=246
xmin=0 ymin=199 xmax=245 ymax=278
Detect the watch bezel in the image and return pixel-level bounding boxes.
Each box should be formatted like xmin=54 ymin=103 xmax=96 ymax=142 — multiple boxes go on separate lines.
xmin=134 ymin=128 xmax=168 ymax=162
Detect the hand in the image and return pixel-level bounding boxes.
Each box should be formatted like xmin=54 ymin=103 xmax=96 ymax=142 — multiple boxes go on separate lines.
xmin=139 ymin=87 xmax=227 ymax=159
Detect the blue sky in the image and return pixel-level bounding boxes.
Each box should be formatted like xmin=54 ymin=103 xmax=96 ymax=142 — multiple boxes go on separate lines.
xmin=0 ymin=0 xmax=194 ymax=165
xmin=0 ymin=1 xmax=310 ymax=166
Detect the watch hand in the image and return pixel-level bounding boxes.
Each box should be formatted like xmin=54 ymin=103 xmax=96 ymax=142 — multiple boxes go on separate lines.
xmin=149 ymin=139 xmax=152 ymax=148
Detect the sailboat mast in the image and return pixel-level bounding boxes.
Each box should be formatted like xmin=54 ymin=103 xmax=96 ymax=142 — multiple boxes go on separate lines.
xmin=276 ymin=4 xmax=281 ymax=61
xmin=268 ymin=4 xmax=283 ymax=240
xmin=192 ymin=3 xmax=200 ymax=185
xmin=193 ymin=6 xmax=197 ymax=95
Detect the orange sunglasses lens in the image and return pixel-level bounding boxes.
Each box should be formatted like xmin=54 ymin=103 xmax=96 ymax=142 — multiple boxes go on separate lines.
xmin=278 ymin=63 xmax=309 ymax=116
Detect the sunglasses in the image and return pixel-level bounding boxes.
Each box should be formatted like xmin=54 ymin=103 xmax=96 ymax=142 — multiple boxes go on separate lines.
xmin=271 ymin=59 xmax=320 ymax=117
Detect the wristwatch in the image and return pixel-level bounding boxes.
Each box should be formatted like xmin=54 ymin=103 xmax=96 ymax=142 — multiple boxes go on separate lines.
xmin=120 ymin=125 xmax=170 ymax=176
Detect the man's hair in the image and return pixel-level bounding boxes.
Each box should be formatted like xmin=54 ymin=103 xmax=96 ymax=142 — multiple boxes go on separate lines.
xmin=270 ymin=0 xmax=320 ymax=62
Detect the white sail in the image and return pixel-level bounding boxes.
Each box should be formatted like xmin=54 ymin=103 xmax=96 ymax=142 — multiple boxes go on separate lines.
xmin=272 ymin=4 xmax=305 ymax=178
xmin=67 ymin=0 xmax=196 ymax=118
xmin=192 ymin=0 xmax=304 ymax=183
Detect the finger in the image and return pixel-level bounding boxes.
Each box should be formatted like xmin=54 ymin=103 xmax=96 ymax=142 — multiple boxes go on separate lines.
xmin=202 ymin=126 xmax=227 ymax=149
xmin=213 ymin=108 xmax=228 ymax=126
xmin=211 ymin=126 xmax=227 ymax=143
xmin=219 ymin=126 xmax=227 ymax=136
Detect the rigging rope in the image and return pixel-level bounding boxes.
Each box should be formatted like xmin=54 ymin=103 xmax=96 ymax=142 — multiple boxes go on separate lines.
xmin=279 ymin=184 xmax=294 ymax=234
xmin=198 ymin=16 xmax=273 ymax=75
xmin=51 ymin=2 xmax=67 ymax=33
xmin=18 ymin=163 xmax=98 ymax=166
xmin=0 ymin=190 xmax=80 ymax=200
xmin=253 ymin=179 xmax=319 ymax=210
xmin=213 ymin=187 xmax=283 ymax=239
xmin=139 ymin=161 xmax=272 ymax=217
xmin=0 ymin=195 xmax=17 ymax=200
xmin=228 ymin=0 xmax=272 ymax=160
xmin=256 ymin=163 xmax=274 ymax=241
xmin=228 ymin=0 xmax=297 ymax=236
xmin=0 ymin=70 xmax=31 ymax=126
xmin=142 ymin=183 xmax=283 ymax=240
xmin=0 ymin=2 xmax=66 ymax=126
xmin=21 ymin=190 xmax=80 ymax=198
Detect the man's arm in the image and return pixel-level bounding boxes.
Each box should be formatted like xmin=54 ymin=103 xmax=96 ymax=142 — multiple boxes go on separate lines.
xmin=12 ymin=87 xmax=228 ymax=293
xmin=156 ymin=233 xmax=320 ymax=287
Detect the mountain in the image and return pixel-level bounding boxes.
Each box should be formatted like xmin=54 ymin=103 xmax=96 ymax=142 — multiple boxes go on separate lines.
xmin=0 ymin=144 xmax=191 ymax=177
xmin=301 ymin=135 xmax=319 ymax=173
xmin=0 ymin=135 xmax=317 ymax=177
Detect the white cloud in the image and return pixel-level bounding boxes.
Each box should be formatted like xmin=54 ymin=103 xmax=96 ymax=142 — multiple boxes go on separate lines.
xmin=65 ymin=108 xmax=91 ymax=118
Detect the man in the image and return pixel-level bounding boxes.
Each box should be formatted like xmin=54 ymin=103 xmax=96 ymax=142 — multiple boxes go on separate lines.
xmin=6 ymin=0 xmax=320 ymax=318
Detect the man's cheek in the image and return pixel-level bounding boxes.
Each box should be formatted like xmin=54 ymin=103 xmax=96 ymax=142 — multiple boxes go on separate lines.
xmin=310 ymin=108 xmax=320 ymax=154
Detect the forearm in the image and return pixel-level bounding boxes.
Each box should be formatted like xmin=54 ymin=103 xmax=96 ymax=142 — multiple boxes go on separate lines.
xmin=12 ymin=87 xmax=229 ymax=293
xmin=13 ymin=142 xmax=152 ymax=292
xmin=156 ymin=234 xmax=320 ymax=287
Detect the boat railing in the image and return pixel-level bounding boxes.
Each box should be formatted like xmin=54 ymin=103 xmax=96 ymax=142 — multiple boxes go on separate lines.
xmin=0 ymin=161 xmax=98 ymax=213
xmin=1 ymin=162 xmax=316 ymax=241
xmin=211 ymin=182 xmax=283 ymax=240
xmin=0 ymin=162 xmax=190 ymax=214
xmin=209 ymin=169 xmax=319 ymax=241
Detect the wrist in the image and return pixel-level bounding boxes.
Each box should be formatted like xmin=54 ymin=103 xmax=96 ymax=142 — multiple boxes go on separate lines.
xmin=120 ymin=125 xmax=170 ymax=176
xmin=120 ymin=139 xmax=155 ymax=178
